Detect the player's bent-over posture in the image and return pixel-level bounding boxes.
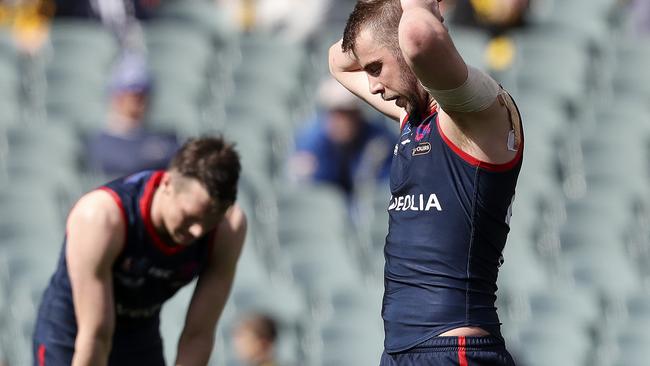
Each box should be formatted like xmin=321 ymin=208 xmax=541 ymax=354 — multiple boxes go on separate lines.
xmin=330 ymin=1 xmax=523 ymax=365
xmin=33 ymin=136 xmax=247 ymax=366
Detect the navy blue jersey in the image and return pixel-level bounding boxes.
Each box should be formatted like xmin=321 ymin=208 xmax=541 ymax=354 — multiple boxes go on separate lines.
xmin=383 ymin=103 xmax=523 ymax=353
xmin=34 ymin=170 xmax=215 ymax=351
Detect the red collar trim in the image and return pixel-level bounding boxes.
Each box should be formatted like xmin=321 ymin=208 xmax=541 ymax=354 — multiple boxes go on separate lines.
xmin=140 ymin=170 xmax=186 ymax=255
xmin=436 ymin=117 xmax=523 ymax=172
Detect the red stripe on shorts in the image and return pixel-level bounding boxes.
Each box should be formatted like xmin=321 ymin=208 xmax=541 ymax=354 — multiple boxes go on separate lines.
xmin=458 ymin=336 xmax=468 ymax=366
xmin=38 ymin=344 xmax=46 ymax=366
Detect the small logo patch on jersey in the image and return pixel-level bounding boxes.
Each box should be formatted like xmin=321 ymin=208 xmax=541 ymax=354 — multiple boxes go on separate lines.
xmin=412 ymin=142 xmax=431 ymax=156
xmin=415 ymin=122 xmax=431 ymax=141
xmin=401 ymin=124 xmax=411 ymax=136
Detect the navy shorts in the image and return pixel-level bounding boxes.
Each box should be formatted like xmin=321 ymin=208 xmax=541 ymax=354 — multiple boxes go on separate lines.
xmin=33 ymin=339 xmax=165 ymax=366
xmin=380 ymin=336 xmax=516 ymax=366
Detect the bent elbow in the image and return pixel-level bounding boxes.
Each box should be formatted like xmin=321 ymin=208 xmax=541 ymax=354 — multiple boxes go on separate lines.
xmin=399 ymin=15 xmax=448 ymax=63
xmin=328 ymin=44 xmax=338 ymax=76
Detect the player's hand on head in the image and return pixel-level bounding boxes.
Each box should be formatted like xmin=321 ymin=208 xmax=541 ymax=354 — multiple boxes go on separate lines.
xmin=400 ymin=0 xmax=444 ymax=24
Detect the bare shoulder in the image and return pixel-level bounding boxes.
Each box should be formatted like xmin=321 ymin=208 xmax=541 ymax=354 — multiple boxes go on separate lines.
xmin=66 ymin=189 xmax=126 ymax=268
xmin=67 ymin=189 xmax=125 ymax=230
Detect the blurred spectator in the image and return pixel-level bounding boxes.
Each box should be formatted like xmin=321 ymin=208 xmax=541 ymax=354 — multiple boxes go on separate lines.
xmin=0 ymin=0 xmax=54 ymax=54
xmin=289 ymin=78 xmax=396 ymax=196
xmin=232 ymin=312 xmax=279 ymax=366
xmin=450 ymin=0 xmax=530 ymax=35
xmin=628 ymin=0 xmax=650 ymax=36
xmin=85 ymin=52 xmax=179 ymax=178
xmin=216 ymin=0 xmax=328 ymax=41
xmin=53 ymin=0 xmax=161 ymax=20
xmin=447 ymin=0 xmax=530 ymax=72
xmin=51 ymin=0 xmax=150 ymax=49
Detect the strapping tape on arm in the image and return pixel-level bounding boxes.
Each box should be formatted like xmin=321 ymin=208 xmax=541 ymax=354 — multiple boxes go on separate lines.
xmin=421 ymin=65 xmax=500 ymax=113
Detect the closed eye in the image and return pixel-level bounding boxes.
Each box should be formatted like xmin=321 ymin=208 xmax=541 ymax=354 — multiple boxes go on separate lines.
xmin=364 ymin=61 xmax=382 ymax=77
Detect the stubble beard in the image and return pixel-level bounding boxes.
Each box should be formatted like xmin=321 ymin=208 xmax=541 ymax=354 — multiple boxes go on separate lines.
xmin=398 ymin=57 xmax=431 ymax=120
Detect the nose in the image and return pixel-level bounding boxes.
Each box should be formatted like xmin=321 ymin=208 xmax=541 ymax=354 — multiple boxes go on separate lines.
xmin=368 ymin=76 xmax=384 ymax=96
xmin=188 ymin=223 xmax=204 ymax=238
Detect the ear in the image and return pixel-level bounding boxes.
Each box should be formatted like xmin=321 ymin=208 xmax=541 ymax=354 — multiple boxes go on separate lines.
xmin=160 ymin=171 xmax=173 ymax=192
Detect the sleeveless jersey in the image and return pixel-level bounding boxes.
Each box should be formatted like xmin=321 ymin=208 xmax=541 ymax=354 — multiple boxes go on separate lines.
xmin=382 ymin=103 xmax=523 ymax=353
xmin=34 ymin=170 xmax=215 ymax=349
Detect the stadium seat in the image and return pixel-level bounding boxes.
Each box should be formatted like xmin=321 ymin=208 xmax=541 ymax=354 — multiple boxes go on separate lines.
xmin=447 ymin=26 xmax=490 ymax=70
xmin=221 ymin=122 xmax=274 ymax=177
xmin=567 ymin=247 xmax=641 ymax=302
xmin=497 ymin=224 xmax=549 ymax=296
xmin=515 ymin=32 xmax=590 ymax=105
xmin=153 ymin=0 xmax=238 ymax=45
xmin=48 ymin=19 xmax=117 ymax=66
xmin=611 ymin=38 xmax=650 ymax=96
xmin=230 ymin=234 xmax=270 ymax=289
xmin=286 ymin=246 xmax=364 ymax=297
xmin=315 ymin=285 xmax=384 ymax=365
xmin=159 ymin=280 xmax=197 ymax=363
xmin=514 ymin=318 xmax=592 ymax=366
xmin=147 ymin=98 xmax=202 ymax=137
xmin=527 ymin=285 xmax=601 ymax=330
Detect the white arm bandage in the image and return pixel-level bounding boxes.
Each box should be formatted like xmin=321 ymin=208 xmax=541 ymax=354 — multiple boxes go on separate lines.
xmin=421 ymin=65 xmax=500 ymax=113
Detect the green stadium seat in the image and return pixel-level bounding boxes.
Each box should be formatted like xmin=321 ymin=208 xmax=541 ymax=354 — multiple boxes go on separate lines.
xmin=230 ymin=234 xmax=270 ymax=289
xmin=48 ymin=19 xmax=117 ymax=65
xmin=514 ymin=317 xmax=592 ymax=366
xmin=153 ymin=0 xmax=238 ymax=45
xmin=276 ymin=184 xmax=349 ymax=246
xmin=447 ymin=26 xmax=490 ymax=70
xmin=498 ymin=226 xmax=549 ymax=295
xmin=527 ymin=285 xmax=601 ymax=330
xmin=221 ymin=122 xmax=273 ymax=177
xmin=147 ymin=98 xmax=202 ymax=137
xmin=516 ymin=42 xmax=589 ymax=104
xmin=319 ymin=319 xmax=383 ymax=366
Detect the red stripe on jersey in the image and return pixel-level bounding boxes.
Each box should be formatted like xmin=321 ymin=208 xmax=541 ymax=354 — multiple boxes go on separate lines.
xmin=38 ymin=344 xmax=46 ymax=366
xmin=437 ymin=115 xmax=522 ymax=172
xmin=458 ymin=336 xmax=468 ymax=366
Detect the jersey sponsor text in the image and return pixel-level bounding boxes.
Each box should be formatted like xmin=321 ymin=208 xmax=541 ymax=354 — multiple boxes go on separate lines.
xmin=388 ymin=193 xmax=443 ymax=212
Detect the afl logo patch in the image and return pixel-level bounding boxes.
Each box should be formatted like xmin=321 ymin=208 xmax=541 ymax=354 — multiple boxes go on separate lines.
xmin=412 ymin=142 xmax=431 ymax=156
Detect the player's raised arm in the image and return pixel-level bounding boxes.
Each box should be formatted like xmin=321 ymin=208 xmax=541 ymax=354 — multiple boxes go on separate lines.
xmin=329 ymin=39 xmax=403 ymax=121
xmin=399 ymin=0 xmax=469 ymax=89
xmin=399 ymin=0 xmax=521 ymax=162
xmin=67 ymin=190 xmax=126 ymax=366
xmin=175 ymin=205 xmax=247 ymax=366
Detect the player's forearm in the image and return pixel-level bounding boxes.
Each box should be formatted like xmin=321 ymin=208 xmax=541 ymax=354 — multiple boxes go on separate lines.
xmin=329 ymin=40 xmax=362 ymax=76
xmin=175 ymin=332 xmax=215 ymax=366
xmin=72 ymin=334 xmax=111 ymax=366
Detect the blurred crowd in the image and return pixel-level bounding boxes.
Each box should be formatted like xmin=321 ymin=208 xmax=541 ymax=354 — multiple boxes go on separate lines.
xmin=1 ymin=0 xmax=650 ymax=365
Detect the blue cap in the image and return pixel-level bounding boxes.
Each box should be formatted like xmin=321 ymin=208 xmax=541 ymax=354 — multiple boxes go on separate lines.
xmin=109 ymin=52 xmax=153 ymax=95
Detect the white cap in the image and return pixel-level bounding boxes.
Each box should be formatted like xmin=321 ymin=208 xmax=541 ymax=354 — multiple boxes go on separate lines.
xmin=317 ymin=77 xmax=360 ymax=111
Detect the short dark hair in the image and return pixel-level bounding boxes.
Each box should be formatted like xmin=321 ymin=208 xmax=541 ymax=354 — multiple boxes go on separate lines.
xmin=341 ymin=0 xmax=402 ymax=56
xmin=169 ymin=136 xmax=241 ymax=208
xmin=241 ymin=313 xmax=278 ymax=343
